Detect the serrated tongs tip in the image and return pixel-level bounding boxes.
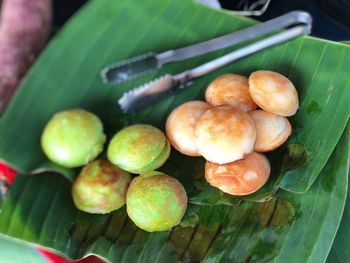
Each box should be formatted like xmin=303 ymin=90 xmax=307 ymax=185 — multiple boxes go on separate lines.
xmin=101 ymin=52 xmax=157 ymax=84
xmin=118 ymin=74 xmax=175 ymax=113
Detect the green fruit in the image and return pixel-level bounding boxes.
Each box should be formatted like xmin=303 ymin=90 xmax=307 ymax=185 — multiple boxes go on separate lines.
xmin=107 ymin=124 xmax=170 ymax=174
xmin=126 ymin=171 xmax=187 ymax=232
xmin=41 ymin=109 xmax=106 ymax=168
xmin=72 ymin=160 xmax=131 ymax=214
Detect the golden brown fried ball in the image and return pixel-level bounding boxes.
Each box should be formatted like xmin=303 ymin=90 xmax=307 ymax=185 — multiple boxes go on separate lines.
xmin=166 ymin=101 xmax=211 ymax=156
xmin=249 ymin=70 xmax=299 ymax=116
xmin=194 ymin=105 xmax=256 ymax=164
xmin=248 ymin=110 xmax=292 ymax=152
xmin=205 ymin=152 xmax=270 ymax=196
xmin=205 ymin=74 xmax=257 ymax=112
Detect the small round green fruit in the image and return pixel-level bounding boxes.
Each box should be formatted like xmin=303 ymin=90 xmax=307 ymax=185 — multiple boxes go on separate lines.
xmin=126 ymin=171 xmax=187 ymax=232
xmin=107 ymin=124 xmax=170 ymax=174
xmin=41 ymin=109 xmax=106 ymax=168
xmin=72 ymin=159 xmax=131 ymax=214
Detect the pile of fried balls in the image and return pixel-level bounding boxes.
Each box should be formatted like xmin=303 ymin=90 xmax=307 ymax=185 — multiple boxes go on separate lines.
xmin=166 ymin=70 xmax=298 ymax=196
xmin=40 ymin=70 xmax=298 ymax=232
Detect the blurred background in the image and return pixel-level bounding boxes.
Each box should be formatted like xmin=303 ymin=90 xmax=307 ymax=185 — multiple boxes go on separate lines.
xmin=54 ymin=0 xmax=350 ymax=40
xmin=218 ymin=0 xmax=350 ymax=40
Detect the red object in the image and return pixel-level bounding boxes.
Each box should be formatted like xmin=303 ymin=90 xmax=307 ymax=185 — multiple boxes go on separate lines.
xmin=37 ymin=247 xmax=69 ymax=263
xmin=0 ymin=162 xmax=105 ymax=263
xmin=37 ymin=247 xmax=105 ymax=263
xmin=0 ymin=162 xmax=16 ymax=184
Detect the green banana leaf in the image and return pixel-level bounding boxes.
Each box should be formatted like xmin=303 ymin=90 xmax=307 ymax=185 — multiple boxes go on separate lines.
xmin=327 ymin=166 xmax=350 ymax=263
xmin=0 ymin=124 xmax=348 ymax=262
xmin=325 ymin=40 xmax=350 ymax=263
xmin=0 ymin=0 xmax=349 ymax=261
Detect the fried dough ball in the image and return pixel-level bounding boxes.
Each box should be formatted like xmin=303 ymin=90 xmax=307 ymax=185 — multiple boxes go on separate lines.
xmin=107 ymin=125 xmax=170 ymax=174
xmin=72 ymin=160 xmax=131 ymax=214
xmin=205 ymin=74 xmax=257 ymax=112
xmin=249 ymin=70 xmax=299 ymax=116
xmin=126 ymin=171 xmax=187 ymax=232
xmin=248 ymin=110 xmax=292 ymax=152
xmin=194 ymin=105 xmax=256 ymax=164
xmin=166 ymin=101 xmax=211 ymax=156
xmin=205 ymin=152 xmax=270 ymax=196
xmin=41 ymin=109 xmax=106 ymax=168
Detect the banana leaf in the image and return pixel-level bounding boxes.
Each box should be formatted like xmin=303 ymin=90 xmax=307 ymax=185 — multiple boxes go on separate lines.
xmin=327 ymin=165 xmax=350 ymax=263
xmin=0 ymin=0 xmax=349 ymax=261
xmin=0 ymin=124 xmax=348 ymax=262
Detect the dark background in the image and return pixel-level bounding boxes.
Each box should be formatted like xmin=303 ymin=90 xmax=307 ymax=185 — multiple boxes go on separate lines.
xmin=220 ymin=0 xmax=350 ymax=41
xmin=53 ymin=0 xmax=350 ymax=41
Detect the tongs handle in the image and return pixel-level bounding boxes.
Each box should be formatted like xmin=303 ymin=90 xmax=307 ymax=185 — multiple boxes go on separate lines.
xmin=157 ymin=11 xmax=312 ymax=65
xmin=184 ymin=24 xmax=311 ymax=79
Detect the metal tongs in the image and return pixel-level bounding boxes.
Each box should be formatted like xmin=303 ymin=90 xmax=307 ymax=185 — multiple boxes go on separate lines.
xmin=102 ymin=11 xmax=312 ymax=113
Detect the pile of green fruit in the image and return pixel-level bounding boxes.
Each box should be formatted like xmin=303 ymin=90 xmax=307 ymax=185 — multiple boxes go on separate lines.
xmin=41 ymin=109 xmax=187 ymax=232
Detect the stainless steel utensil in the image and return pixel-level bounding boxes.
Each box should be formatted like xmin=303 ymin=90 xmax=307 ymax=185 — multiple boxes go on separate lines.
xmin=117 ymin=11 xmax=312 ymax=113
xmin=101 ymin=11 xmax=311 ymax=85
